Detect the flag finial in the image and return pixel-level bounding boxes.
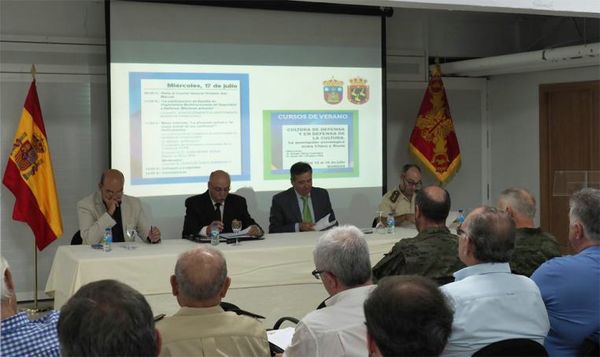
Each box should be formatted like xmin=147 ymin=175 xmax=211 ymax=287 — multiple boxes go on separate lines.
xmin=31 ymin=64 xmax=37 ymax=81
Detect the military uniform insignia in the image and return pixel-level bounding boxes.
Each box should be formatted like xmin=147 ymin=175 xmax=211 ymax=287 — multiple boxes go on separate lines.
xmin=390 ymin=190 xmax=400 ymax=203
xmin=347 ymin=77 xmax=369 ymax=105
xmin=323 ymin=78 xmax=344 ymax=104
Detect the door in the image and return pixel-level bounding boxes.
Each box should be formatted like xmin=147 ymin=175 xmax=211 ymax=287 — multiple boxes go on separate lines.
xmin=540 ymin=80 xmax=600 ymax=254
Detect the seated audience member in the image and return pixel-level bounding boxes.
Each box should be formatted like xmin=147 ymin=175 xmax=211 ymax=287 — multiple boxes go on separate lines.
xmin=181 ymin=170 xmax=263 ymax=239
xmin=269 ymin=162 xmax=336 ymax=233
xmin=77 ymin=169 xmax=161 ymax=245
xmin=157 ymin=247 xmax=269 ymax=356
xmin=376 ymin=164 xmax=422 ymax=226
xmin=441 ymin=206 xmax=549 ymax=356
xmin=58 ymin=279 xmax=160 ymax=357
xmin=284 ymin=225 xmax=374 ymax=357
xmin=532 ymin=188 xmax=600 ymax=356
xmin=364 ymin=275 xmax=454 ymax=357
xmin=497 ymin=187 xmax=560 ymax=276
xmin=1 ymin=256 xmax=60 ymax=356
xmin=372 ymin=185 xmax=464 ymax=284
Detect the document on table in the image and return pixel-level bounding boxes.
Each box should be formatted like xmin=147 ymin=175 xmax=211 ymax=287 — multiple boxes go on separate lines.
xmin=315 ymin=213 xmax=336 ymax=231
xmin=267 ymin=327 xmax=295 ymax=350
xmin=220 ymin=226 xmax=252 ymax=239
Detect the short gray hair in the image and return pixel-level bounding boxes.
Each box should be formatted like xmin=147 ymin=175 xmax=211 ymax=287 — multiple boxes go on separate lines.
xmin=175 ymin=247 xmax=227 ymax=301
xmin=313 ymin=225 xmax=371 ymax=287
xmin=499 ymin=188 xmax=536 ymax=219
xmin=1 ymin=256 xmax=12 ymax=301
xmin=570 ymin=188 xmax=600 ymax=241
xmin=466 ymin=206 xmax=516 ymax=263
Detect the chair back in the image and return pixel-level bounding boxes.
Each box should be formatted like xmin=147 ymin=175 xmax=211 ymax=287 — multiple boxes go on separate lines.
xmin=71 ymin=230 xmax=82 ymax=245
xmin=472 ymin=338 xmax=548 ymax=356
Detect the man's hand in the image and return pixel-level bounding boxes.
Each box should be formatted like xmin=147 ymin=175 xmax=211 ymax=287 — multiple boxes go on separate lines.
xmin=248 ymin=225 xmax=262 ymax=237
xmin=148 ymin=226 xmax=161 ymax=243
xmin=210 ymin=220 xmax=224 ymax=232
xmin=299 ymin=222 xmax=316 ymax=232
xmin=105 ymin=198 xmax=120 ymax=216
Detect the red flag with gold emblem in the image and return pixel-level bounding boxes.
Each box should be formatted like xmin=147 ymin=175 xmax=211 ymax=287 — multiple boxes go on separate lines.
xmin=409 ymin=65 xmax=461 ymax=183
xmin=3 ymin=80 xmax=63 ymax=250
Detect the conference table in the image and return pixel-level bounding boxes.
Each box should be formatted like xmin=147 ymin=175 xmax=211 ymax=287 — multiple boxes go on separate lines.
xmin=45 ymin=229 xmax=413 ymax=327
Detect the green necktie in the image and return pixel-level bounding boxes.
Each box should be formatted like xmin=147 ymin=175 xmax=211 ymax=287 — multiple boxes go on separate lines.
xmin=302 ymin=196 xmax=313 ymax=223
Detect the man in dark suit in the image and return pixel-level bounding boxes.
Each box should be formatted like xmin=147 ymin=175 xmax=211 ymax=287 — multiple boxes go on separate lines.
xmin=182 ymin=170 xmax=262 ymax=238
xmin=269 ymin=162 xmax=336 ymax=233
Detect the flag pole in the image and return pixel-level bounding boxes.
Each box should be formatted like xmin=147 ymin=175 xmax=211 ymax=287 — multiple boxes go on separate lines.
xmin=21 ymin=64 xmax=50 ymax=314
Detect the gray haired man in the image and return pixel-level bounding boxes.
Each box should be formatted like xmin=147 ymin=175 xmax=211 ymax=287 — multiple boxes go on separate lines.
xmin=441 ymin=206 xmax=549 ymax=356
xmin=532 ymin=188 xmax=600 ymax=356
xmin=497 ymin=187 xmax=560 ymax=276
xmin=284 ymin=225 xmax=374 ymax=357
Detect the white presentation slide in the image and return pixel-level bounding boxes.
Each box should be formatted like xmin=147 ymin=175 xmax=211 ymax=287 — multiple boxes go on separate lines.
xmin=111 ymin=63 xmax=383 ymax=197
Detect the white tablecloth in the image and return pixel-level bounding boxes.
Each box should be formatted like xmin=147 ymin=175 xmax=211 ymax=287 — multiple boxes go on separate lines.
xmin=45 ymin=229 xmax=412 ymax=327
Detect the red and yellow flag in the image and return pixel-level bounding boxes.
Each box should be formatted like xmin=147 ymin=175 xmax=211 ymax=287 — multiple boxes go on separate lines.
xmin=3 ymin=80 xmax=63 ymax=250
xmin=409 ymin=64 xmax=461 ymax=183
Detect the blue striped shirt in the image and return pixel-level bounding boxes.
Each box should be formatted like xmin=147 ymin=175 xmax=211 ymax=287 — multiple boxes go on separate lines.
xmin=1 ymin=311 xmax=60 ymax=357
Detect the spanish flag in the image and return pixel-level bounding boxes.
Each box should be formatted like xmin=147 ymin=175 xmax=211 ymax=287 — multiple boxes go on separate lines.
xmin=409 ymin=65 xmax=461 ymax=183
xmin=3 ymin=81 xmax=63 ymax=250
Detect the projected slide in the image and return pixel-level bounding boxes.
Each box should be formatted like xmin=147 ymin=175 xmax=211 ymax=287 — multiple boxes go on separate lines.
xmin=128 ymin=72 xmax=250 ymax=185
xmin=111 ymin=63 xmax=382 ymax=196
xmin=264 ymin=110 xmax=358 ymax=179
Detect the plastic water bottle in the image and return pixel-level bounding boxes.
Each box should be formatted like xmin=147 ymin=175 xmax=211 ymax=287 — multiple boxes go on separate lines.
xmin=103 ymin=228 xmax=112 ymax=252
xmin=457 ymin=209 xmax=465 ymax=225
xmin=210 ymin=224 xmax=220 ymax=246
xmin=386 ymin=213 xmax=395 ymax=234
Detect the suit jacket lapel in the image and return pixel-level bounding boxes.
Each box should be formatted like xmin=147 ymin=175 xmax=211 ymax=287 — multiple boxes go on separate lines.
xmin=288 ymin=188 xmax=302 ymax=222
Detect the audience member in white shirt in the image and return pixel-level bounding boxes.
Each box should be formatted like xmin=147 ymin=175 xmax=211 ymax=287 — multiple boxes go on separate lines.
xmin=441 ymin=206 xmax=550 ymax=357
xmin=283 ymin=225 xmax=374 ymax=357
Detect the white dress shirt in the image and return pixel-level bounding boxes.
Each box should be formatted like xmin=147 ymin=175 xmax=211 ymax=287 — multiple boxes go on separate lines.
xmin=284 ymin=285 xmax=374 ymax=357
xmin=441 ymin=263 xmax=549 ymax=357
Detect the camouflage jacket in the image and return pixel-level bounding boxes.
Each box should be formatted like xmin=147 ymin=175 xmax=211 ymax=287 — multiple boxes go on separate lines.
xmin=372 ymin=227 xmax=465 ymax=285
xmin=510 ymin=227 xmax=561 ymax=277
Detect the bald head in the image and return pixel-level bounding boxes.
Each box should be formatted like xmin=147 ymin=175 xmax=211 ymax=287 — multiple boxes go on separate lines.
xmin=98 ymin=169 xmax=125 ymax=204
xmin=174 ymin=247 xmax=228 ymax=303
xmin=415 ymin=185 xmax=451 ymax=224
xmin=99 ymin=169 xmax=124 ymax=186
xmin=208 ymin=170 xmax=231 ymax=204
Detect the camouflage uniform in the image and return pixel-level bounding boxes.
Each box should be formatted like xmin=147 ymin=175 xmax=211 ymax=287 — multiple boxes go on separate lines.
xmin=377 ymin=186 xmax=415 ymax=216
xmin=510 ymin=227 xmax=561 ymax=277
xmin=372 ymin=227 xmax=465 ymax=285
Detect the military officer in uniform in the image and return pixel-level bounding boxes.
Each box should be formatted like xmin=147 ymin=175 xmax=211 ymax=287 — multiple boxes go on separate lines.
xmin=497 ymin=187 xmax=560 ymax=276
xmin=377 ymin=164 xmax=422 ymax=226
xmin=372 ymin=185 xmax=464 ymax=285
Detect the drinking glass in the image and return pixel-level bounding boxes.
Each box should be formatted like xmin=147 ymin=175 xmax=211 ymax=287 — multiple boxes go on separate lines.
xmin=375 ymin=211 xmax=386 ymax=234
xmin=232 ymin=219 xmax=242 ymax=246
xmin=125 ymin=224 xmax=137 ymax=250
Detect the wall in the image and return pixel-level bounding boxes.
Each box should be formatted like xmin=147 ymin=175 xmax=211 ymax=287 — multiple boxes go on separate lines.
xmin=487 ymin=65 xmax=600 ymax=226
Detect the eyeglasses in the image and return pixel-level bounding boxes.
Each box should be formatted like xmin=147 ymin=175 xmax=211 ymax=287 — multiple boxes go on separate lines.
xmin=311 ymin=269 xmax=324 ymax=280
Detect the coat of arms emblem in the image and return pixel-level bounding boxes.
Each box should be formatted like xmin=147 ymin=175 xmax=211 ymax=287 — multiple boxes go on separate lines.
xmin=323 ymin=78 xmax=344 ymax=105
xmin=347 ymin=77 xmax=369 ymax=105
